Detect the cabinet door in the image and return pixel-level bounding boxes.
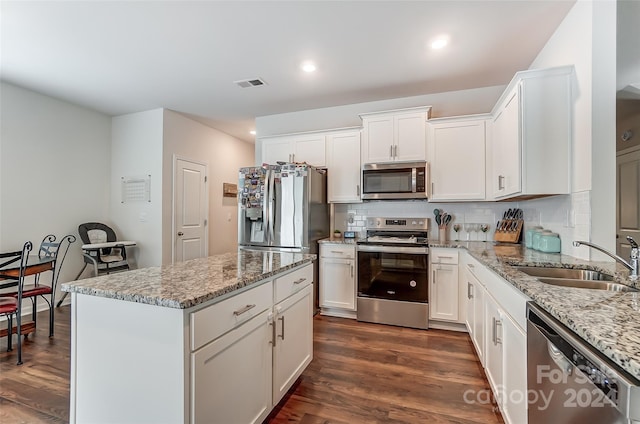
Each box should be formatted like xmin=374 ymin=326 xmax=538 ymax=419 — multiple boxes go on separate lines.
xmin=502 ymin=315 xmax=527 ymax=424
xmin=492 ymin=86 xmax=521 ymax=198
xmin=191 ymin=309 xmax=272 ymax=424
xmin=273 ymin=284 xmax=313 ymax=405
xmin=429 ymin=120 xmax=486 ymax=200
xmin=430 ymin=264 xmax=459 ymax=321
xmin=362 ymin=115 xmax=394 ymax=163
xmin=484 ymin=294 xmax=503 ymax=394
xmin=262 ymin=137 xmax=293 ymax=164
xmin=472 ymin=276 xmax=485 ymax=366
xmin=320 ymin=257 xmax=355 ymax=310
xmin=394 ymin=112 xmax=427 ymax=162
xmin=293 ymin=134 xmax=326 ymax=167
xmin=327 ymin=131 xmax=362 ymax=202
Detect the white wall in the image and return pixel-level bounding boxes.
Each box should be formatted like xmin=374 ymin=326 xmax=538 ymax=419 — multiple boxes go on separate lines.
xmin=0 ymin=81 xmax=111 ymax=300
xmin=111 ymin=109 xmax=164 ymax=268
xmin=528 ymin=0 xmax=617 ymax=259
xmin=162 ymin=110 xmax=254 ymax=264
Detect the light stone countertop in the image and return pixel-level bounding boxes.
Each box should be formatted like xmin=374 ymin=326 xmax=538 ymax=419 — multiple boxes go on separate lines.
xmin=432 ymin=241 xmax=640 ymax=381
xmin=61 ymin=249 xmax=315 ymax=309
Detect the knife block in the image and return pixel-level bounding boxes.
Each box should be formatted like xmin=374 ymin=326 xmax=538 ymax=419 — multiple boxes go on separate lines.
xmin=493 ymin=219 xmax=523 ymax=243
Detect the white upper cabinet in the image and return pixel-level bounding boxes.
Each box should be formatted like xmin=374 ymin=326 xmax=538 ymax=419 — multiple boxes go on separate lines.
xmin=490 ymin=66 xmax=573 ymax=200
xmin=428 ymin=117 xmax=488 ymax=201
xmin=261 ymin=132 xmax=326 ymax=167
xmin=326 ymin=129 xmax=362 ymax=203
xmin=360 ymin=107 xmax=431 ymax=164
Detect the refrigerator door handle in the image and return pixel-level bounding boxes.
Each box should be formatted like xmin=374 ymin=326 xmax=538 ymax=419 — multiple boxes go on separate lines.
xmin=267 ymin=169 xmax=275 ymax=244
xmin=263 ymin=168 xmax=271 ymax=244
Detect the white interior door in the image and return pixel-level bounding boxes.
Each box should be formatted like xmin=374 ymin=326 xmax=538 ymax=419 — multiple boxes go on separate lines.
xmin=174 ymin=158 xmax=208 ymax=263
xmin=617 ymin=149 xmax=640 ymax=256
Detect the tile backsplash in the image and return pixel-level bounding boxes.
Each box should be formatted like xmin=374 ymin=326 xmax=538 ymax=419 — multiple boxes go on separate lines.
xmin=334 ymin=190 xmax=592 ymax=257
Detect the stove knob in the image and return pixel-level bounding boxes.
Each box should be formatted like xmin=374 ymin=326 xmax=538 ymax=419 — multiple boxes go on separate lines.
xmin=409 ymin=280 xmax=417 ymax=288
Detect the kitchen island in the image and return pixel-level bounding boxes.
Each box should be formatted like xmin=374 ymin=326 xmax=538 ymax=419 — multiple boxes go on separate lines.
xmin=62 ymin=249 xmax=316 ymax=424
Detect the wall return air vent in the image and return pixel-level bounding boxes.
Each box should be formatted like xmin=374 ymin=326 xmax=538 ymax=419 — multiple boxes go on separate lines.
xmin=234 ymin=78 xmax=267 ymax=88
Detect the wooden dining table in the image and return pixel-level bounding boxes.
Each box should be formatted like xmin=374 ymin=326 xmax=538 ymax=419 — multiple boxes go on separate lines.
xmin=0 ymin=255 xmax=55 ymax=338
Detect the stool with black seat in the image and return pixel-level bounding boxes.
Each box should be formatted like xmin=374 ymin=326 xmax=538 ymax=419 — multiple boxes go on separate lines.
xmin=20 ymin=234 xmax=75 ymax=337
xmin=0 ymin=241 xmax=33 ymax=365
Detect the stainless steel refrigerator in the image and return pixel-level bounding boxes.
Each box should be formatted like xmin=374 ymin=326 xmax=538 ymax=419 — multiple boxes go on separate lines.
xmin=238 ymin=163 xmax=329 ymax=309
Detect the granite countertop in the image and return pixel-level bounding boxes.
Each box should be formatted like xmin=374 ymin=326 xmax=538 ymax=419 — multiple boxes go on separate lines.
xmin=61 ymin=249 xmax=316 ymax=309
xmin=432 ymin=241 xmax=640 ymax=381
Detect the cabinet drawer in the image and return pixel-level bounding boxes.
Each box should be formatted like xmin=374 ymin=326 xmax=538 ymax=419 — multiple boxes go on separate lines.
xmin=320 ymin=244 xmax=355 ymax=259
xmin=274 ymin=264 xmax=313 ymax=304
xmin=430 ymin=249 xmax=459 ymax=265
xmin=190 ymin=281 xmax=273 ymax=351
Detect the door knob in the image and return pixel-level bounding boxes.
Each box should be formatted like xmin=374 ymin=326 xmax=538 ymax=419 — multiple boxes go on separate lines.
xmin=177 ymin=232 xmax=184 ymax=236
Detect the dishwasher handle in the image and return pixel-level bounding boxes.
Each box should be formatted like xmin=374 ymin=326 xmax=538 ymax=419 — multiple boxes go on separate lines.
xmin=531 ymin=320 xmax=574 ymax=376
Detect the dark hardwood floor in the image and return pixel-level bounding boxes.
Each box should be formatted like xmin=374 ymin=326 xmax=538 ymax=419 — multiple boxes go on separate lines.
xmin=0 ymin=308 xmax=502 ymax=424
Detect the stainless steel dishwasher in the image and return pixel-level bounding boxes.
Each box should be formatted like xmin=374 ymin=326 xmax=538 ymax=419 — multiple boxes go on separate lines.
xmin=527 ymin=302 xmax=640 ymax=423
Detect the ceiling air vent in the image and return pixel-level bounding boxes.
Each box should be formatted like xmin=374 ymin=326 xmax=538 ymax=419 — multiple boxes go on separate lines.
xmin=234 ymin=78 xmax=267 ymax=88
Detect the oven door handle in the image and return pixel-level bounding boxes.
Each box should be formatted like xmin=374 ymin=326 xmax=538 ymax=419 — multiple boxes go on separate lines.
xmin=357 ymin=245 xmax=429 ymax=254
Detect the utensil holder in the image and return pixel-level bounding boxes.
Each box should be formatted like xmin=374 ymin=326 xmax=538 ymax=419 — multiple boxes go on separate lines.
xmin=439 ymin=228 xmax=448 ymax=243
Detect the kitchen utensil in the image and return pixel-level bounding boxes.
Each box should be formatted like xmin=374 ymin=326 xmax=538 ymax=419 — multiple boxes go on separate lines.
xmin=442 ymin=214 xmax=451 ymax=226
xmin=434 ymin=209 xmax=441 ymax=226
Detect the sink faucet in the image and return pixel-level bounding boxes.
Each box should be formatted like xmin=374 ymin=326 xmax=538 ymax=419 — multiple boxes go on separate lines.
xmin=573 ymin=236 xmax=639 ymax=279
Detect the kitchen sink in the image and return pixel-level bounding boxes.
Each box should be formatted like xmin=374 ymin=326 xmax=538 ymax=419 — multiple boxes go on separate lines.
xmin=516 ymin=266 xmax=614 ymax=281
xmin=536 ymin=277 xmax=637 ymax=292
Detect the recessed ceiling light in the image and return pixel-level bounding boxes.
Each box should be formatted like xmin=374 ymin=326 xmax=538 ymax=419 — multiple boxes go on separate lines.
xmin=249 ymin=130 xmax=256 ymax=135
xmin=301 ymin=61 xmax=317 ymax=73
xmin=431 ymin=36 xmax=449 ymax=50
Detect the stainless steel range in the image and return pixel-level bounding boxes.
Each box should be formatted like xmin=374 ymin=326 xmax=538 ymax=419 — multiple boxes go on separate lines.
xmin=356 ymin=217 xmax=429 ymax=329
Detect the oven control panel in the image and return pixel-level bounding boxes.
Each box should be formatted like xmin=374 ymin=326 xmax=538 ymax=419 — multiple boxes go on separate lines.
xmin=366 ymin=217 xmax=429 ymax=231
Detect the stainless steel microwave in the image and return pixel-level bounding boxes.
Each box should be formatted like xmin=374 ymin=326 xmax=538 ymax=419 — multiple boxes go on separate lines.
xmin=362 ymin=161 xmax=430 ymax=200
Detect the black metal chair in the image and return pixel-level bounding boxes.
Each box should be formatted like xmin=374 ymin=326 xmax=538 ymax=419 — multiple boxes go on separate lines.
xmin=77 ymin=222 xmax=131 ymax=277
xmin=18 ymin=234 xmax=75 ymax=337
xmin=0 ymin=241 xmax=33 ymax=365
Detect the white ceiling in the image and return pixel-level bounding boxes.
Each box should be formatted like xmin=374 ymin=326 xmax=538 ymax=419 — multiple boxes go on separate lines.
xmin=1 ymin=1 xmax=578 ymax=143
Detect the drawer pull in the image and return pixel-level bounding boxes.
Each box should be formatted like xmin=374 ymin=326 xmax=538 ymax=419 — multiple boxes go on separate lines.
xmin=233 ymin=304 xmax=256 ymax=316
xmin=330 ymin=250 xmax=344 ymax=254
xmin=437 ymin=256 xmax=454 ymax=259
xmin=293 ymin=277 xmax=307 ymax=285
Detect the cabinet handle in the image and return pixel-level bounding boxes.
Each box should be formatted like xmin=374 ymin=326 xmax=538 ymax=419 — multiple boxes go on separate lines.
xmin=356 ymin=184 xmax=360 ymax=196
xmin=269 ymin=316 xmax=276 ymax=346
xmin=431 ymin=182 xmax=434 ymax=196
xmin=330 ymin=250 xmax=344 ymax=254
xmin=467 ymin=282 xmax=473 ymax=299
xmin=350 ymin=264 xmax=354 ymax=278
xmin=278 ymin=316 xmax=285 ymax=340
xmin=437 ymin=256 xmax=454 ymax=259
xmin=389 ymin=145 xmax=393 ymax=158
xmin=293 ymin=277 xmax=307 ymax=285
xmin=394 ymin=145 xmax=398 ymax=158
xmin=492 ymin=317 xmax=497 ymax=345
xmin=233 ymin=304 xmax=256 ymax=316
xmin=498 ymin=175 xmax=505 ymax=190
xmin=496 ymin=319 xmax=503 ymax=345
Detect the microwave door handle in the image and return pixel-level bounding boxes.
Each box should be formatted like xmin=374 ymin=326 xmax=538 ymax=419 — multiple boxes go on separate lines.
xmin=412 ymin=167 xmax=417 ymax=193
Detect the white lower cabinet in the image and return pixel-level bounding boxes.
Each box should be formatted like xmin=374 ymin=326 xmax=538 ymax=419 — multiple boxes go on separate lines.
xmin=462 ymin=252 xmax=529 ymax=424
xmin=484 ymin=293 xmax=503 ymax=394
xmin=192 ymin=263 xmax=314 ymax=423
xmin=501 ymin=310 xmax=527 ymax=424
xmin=465 ymin=263 xmax=485 ymax=366
xmin=191 ymin=309 xmax=273 ymax=424
xmin=430 ymin=248 xmax=461 ymax=323
xmin=319 ymin=244 xmax=356 ymax=318
xmin=273 ymin=284 xmax=314 ymax=405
